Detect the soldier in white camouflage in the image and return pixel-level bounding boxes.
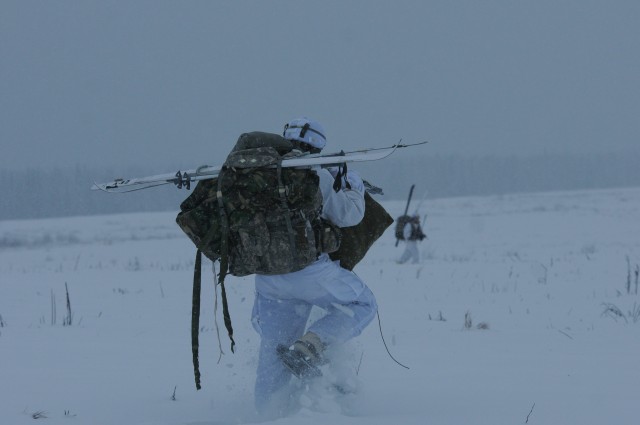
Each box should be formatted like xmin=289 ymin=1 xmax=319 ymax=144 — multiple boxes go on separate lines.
xmin=396 ymin=214 xmax=425 ymax=264
xmin=251 ymin=117 xmax=378 ymax=417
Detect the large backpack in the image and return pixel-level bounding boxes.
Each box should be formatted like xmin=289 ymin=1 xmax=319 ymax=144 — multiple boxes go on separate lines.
xmin=176 ymin=131 xmax=339 ymax=276
xmin=394 ymin=214 xmax=413 ymax=241
xmin=394 ymin=215 xmax=425 ymax=242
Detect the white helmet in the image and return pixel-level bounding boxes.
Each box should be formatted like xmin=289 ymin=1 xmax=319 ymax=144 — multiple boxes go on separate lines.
xmin=282 ymin=117 xmax=326 ymax=150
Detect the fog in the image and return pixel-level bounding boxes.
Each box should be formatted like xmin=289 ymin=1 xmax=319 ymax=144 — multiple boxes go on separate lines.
xmin=2 ymin=151 xmax=639 ymax=221
xmin=1 ymin=1 xmax=639 ymax=219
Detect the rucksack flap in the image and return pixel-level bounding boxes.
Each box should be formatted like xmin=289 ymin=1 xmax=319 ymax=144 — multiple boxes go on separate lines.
xmin=227 ymin=206 xmax=320 ymax=276
xmin=329 ymin=192 xmax=394 ymax=271
xmin=225 ymin=146 xmax=282 ymax=169
xmin=232 ymin=131 xmax=294 ymax=154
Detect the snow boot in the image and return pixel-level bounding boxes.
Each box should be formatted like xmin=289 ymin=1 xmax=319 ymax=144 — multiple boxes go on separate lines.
xmin=277 ymin=332 xmax=325 ymax=379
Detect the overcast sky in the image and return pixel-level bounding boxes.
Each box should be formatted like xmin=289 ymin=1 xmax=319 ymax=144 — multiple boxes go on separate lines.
xmin=1 ymin=1 xmax=638 ymax=172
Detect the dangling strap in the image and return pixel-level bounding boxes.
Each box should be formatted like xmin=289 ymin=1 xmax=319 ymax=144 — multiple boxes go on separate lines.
xmin=332 ymin=163 xmax=351 ymax=192
xmin=219 ymin=278 xmax=234 ymax=351
xmin=276 ymin=159 xmax=299 ymax=269
xmin=191 ymin=249 xmax=202 ymax=390
xmin=216 ymin=172 xmax=236 ymax=353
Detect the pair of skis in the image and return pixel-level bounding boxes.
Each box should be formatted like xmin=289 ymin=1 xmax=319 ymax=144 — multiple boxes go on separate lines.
xmin=91 ymin=141 xmax=427 ymax=193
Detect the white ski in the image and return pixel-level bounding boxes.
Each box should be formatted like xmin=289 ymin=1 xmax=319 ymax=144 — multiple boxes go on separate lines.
xmin=91 ymin=141 xmax=426 ymax=193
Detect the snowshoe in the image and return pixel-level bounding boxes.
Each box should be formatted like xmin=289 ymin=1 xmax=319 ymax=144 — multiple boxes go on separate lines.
xmin=277 ymin=344 xmax=323 ymax=379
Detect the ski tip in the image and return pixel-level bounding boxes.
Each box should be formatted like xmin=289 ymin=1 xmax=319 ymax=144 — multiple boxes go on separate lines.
xmin=91 ymin=181 xmax=107 ymax=192
xmin=395 ymin=140 xmax=429 ymax=148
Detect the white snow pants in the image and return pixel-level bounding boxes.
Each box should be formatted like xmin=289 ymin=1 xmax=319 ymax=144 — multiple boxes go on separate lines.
xmin=398 ymin=240 xmax=419 ymax=264
xmin=251 ymin=254 xmax=377 ymax=414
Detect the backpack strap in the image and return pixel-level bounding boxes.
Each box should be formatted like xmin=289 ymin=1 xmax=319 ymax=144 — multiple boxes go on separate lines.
xmin=216 ymin=171 xmax=236 ymax=354
xmin=276 ymin=159 xmax=300 ymax=269
xmin=190 ymin=245 xmax=236 ymax=391
xmin=332 ymin=163 xmax=351 ymax=192
xmin=191 ymin=249 xmax=202 ymax=390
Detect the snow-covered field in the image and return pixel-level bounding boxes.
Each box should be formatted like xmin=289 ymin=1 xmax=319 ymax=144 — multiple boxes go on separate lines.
xmin=1 ymin=187 xmax=639 ymax=425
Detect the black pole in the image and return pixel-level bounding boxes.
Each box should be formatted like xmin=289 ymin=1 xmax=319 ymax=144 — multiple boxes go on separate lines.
xmin=403 ymin=184 xmax=415 ymax=216
xmin=395 ymin=184 xmax=415 ymax=247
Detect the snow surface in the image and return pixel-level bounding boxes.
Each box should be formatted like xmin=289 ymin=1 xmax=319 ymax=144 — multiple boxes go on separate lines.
xmin=1 ymin=187 xmax=640 ymax=425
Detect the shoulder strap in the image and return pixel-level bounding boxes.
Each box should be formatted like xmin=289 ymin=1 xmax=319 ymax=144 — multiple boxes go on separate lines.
xmin=276 ymin=159 xmax=299 ymax=269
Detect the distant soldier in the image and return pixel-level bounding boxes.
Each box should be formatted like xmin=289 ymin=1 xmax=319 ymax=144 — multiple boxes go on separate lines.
xmin=395 ymin=214 xmax=426 ymax=264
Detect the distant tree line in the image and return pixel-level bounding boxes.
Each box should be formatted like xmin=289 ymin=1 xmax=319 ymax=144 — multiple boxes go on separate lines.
xmin=357 ymin=151 xmax=640 ymax=200
xmin=1 ymin=152 xmax=639 ymax=221
xmin=0 ymin=165 xmax=187 ymax=221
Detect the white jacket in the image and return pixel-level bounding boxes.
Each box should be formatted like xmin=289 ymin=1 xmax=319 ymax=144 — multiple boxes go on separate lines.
xmin=316 ymin=167 xmax=365 ymax=228
xmin=403 ymin=222 xmax=413 ymax=240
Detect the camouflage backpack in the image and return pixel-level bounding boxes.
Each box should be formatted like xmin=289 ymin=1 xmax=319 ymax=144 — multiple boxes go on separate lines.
xmin=394 ymin=214 xmax=425 ymax=242
xmin=176 ymin=131 xmax=339 ymax=276
xmin=394 ymin=214 xmax=413 ymax=241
